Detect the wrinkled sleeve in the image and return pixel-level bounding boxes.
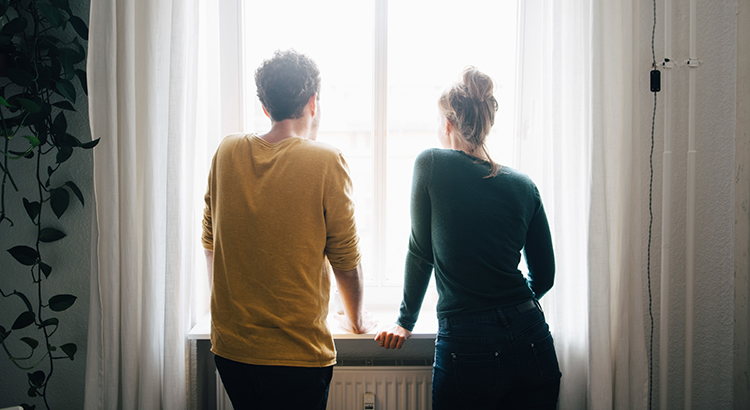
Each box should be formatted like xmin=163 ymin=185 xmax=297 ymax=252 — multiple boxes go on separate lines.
xmin=323 ymin=153 xmax=361 ymax=271
xmin=523 ymin=194 xmax=555 ymax=299
xmin=201 ymin=157 xmax=215 ymax=251
xmin=396 ymin=150 xmax=434 ymax=331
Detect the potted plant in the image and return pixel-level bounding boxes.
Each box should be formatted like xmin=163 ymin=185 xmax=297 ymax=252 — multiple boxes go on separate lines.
xmin=0 ymin=0 xmax=96 ymax=408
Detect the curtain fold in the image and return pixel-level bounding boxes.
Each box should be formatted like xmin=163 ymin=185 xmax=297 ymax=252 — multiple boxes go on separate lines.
xmin=588 ymin=0 xmax=649 ymax=408
xmin=518 ymin=1 xmax=648 ymax=408
xmin=516 ymin=1 xmax=591 ymax=408
xmin=85 ymin=0 xmax=200 ymax=408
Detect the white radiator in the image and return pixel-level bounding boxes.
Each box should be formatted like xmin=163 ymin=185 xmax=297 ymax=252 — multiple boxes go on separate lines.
xmin=217 ymin=366 xmax=433 ymax=410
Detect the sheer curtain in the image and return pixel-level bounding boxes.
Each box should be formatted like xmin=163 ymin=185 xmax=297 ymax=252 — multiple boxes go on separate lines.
xmin=84 ymin=0 xmax=206 ymax=408
xmin=588 ymin=0 xmax=649 ymax=408
xmin=515 ymin=1 xmax=590 ymax=408
xmin=517 ymin=1 xmax=648 ymax=409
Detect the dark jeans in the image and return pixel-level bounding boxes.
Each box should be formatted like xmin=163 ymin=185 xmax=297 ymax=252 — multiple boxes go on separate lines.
xmin=432 ymin=300 xmax=561 ymax=410
xmin=214 ymin=355 xmax=333 ymax=410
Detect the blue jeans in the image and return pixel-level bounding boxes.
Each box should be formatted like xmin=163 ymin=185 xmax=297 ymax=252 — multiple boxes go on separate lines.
xmin=432 ymin=300 xmax=561 ymax=410
xmin=214 ymin=355 xmax=333 ymax=410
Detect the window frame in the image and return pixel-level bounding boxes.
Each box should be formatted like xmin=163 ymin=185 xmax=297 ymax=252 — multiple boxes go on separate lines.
xmin=215 ymin=0 xmax=522 ymax=306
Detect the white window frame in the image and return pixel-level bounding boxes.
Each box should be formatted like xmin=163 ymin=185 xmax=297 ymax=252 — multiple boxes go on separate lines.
xmin=215 ymin=0 xmax=521 ymax=306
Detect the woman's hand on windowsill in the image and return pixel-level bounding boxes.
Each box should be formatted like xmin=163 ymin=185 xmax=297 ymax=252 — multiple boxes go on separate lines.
xmin=375 ymin=323 xmax=412 ymax=349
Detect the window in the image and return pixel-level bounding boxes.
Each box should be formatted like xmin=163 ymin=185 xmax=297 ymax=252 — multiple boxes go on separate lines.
xmin=213 ymin=0 xmax=520 ymax=305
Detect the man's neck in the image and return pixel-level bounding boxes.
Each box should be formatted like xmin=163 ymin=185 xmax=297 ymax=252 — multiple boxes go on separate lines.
xmin=259 ymin=118 xmax=311 ymax=144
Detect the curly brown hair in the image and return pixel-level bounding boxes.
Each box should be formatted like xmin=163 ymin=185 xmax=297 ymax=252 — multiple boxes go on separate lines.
xmin=254 ymin=49 xmax=321 ymax=122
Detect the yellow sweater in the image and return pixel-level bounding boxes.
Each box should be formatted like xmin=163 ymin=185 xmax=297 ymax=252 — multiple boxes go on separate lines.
xmin=202 ymin=133 xmax=360 ymax=367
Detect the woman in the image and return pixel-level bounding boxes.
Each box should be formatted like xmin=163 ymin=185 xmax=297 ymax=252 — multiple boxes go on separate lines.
xmin=375 ymin=67 xmax=561 ymax=409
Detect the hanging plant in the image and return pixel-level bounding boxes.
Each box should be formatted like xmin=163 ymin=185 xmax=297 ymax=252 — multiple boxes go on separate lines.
xmin=0 ymin=0 xmax=95 ymax=409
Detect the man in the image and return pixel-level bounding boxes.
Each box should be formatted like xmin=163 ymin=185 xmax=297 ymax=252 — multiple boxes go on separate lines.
xmin=202 ymin=49 xmax=374 ymax=409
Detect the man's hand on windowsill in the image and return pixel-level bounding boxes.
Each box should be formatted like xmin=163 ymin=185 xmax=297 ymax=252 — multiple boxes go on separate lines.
xmin=332 ymin=309 xmax=378 ymax=334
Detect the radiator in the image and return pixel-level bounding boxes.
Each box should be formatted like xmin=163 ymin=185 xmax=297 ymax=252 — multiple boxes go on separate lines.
xmin=217 ymin=366 xmax=433 ymax=410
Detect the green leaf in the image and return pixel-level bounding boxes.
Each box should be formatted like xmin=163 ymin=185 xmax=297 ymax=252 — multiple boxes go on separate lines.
xmin=60 ymin=343 xmax=77 ymax=360
xmin=28 ymin=370 xmax=45 ymax=388
xmin=76 ymin=69 xmax=88 ymax=95
xmin=9 ymin=149 xmax=35 ymax=159
xmin=58 ymin=53 xmax=76 ymax=81
xmin=17 ymin=98 xmax=41 ymax=114
xmin=0 ymin=325 xmax=10 ymax=344
xmin=0 ymin=0 xmax=9 ymax=17
xmin=23 ymin=135 xmax=40 ymax=148
xmin=50 ymin=0 xmax=71 ymax=11
xmin=0 ymin=17 xmax=27 ymax=36
xmin=50 ymin=188 xmax=70 ymax=217
xmin=80 ymin=138 xmax=100 ymax=149
xmin=59 ymin=47 xmax=85 ymax=65
xmin=0 ymin=96 xmax=13 ymax=107
xmin=69 ymin=16 xmax=88 ymax=40
xmin=65 ymin=181 xmax=84 ymax=206
xmin=5 ymin=68 xmax=34 ymax=87
xmin=52 ymin=101 xmax=76 ymax=111
xmin=40 ymin=227 xmax=66 ymax=242
xmin=27 ymin=387 xmax=38 ymax=397
xmin=55 ymin=80 xmax=76 ymax=103
xmin=56 ymin=145 xmax=73 ymax=163
xmin=23 ymin=198 xmax=41 ymax=221
xmin=7 ymin=246 xmax=39 ymax=266
xmin=40 ymin=262 xmax=52 ymax=278
xmin=12 ymin=311 xmax=35 ymax=330
xmin=36 ymin=2 xmax=64 ymax=28
xmin=40 ymin=318 xmax=59 ymax=329
xmin=59 ymin=133 xmax=81 ymax=147
xmin=52 ymin=111 xmax=67 ymax=136
xmin=20 ymin=337 xmax=39 ymax=350
xmin=13 ymin=291 xmax=33 ymax=311
xmin=49 ymin=294 xmax=76 ymax=312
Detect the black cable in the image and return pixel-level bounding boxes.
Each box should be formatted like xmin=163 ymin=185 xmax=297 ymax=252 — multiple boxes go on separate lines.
xmin=647 ymin=0 xmax=658 ymax=409
xmin=647 ymin=92 xmax=657 ymax=410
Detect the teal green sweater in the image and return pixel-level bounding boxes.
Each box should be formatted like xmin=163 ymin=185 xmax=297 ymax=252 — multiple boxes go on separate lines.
xmin=396 ymin=149 xmax=555 ymax=331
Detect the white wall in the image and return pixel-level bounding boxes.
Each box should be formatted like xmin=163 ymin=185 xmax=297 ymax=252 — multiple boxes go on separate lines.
xmin=734 ymin=0 xmax=750 ymax=408
xmin=643 ymin=0 xmax=740 ymax=408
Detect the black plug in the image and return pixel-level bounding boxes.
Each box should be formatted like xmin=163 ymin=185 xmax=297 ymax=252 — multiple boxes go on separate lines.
xmin=650 ymin=69 xmax=661 ymax=92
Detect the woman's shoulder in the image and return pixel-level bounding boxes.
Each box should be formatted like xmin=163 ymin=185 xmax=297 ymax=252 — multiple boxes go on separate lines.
xmin=497 ymin=166 xmax=537 ymax=185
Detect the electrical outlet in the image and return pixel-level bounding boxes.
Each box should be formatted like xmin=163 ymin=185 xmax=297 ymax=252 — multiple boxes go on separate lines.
xmin=364 ymin=392 xmax=375 ymax=410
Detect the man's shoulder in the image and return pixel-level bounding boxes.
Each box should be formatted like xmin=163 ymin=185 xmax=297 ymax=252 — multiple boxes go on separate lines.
xmin=216 ymin=133 xmax=249 ymax=151
xmin=296 ymin=139 xmax=342 ymax=156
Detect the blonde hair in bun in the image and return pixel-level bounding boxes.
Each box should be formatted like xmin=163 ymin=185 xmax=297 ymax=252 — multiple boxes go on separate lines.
xmin=438 ymin=66 xmax=500 ymax=177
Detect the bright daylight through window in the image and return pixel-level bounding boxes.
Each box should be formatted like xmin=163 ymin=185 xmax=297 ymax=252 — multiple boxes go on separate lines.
xmin=232 ymin=0 xmax=519 ymax=304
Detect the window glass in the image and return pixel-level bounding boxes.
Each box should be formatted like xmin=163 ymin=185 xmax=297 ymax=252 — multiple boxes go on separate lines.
xmin=385 ymin=0 xmax=519 ymax=284
xmin=241 ymin=0 xmax=519 ymax=289
xmin=242 ymin=0 xmax=377 ymax=282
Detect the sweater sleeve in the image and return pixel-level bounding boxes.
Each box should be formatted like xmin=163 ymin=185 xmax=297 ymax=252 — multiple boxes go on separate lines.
xmin=396 ymin=150 xmax=435 ymax=331
xmin=523 ymin=199 xmax=555 ymax=299
xmin=201 ymin=157 xmax=215 ymax=251
xmin=323 ymin=153 xmax=362 ymax=271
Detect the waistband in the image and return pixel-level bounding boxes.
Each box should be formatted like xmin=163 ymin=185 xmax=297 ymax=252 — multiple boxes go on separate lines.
xmin=514 ymin=299 xmax=541 ymax=314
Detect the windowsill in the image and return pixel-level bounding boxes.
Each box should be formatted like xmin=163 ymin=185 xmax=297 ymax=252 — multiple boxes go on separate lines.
xmin=187 ymin=306 xmax=438 ymax=340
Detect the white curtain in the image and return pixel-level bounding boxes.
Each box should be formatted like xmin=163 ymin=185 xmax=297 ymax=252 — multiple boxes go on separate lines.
xmin=84 ymin=0 xmax=204 ymax=408
xmin=517 ymin=1 xmax=648 ymax=409
xmin=588 ymin=0 xmax=649 ymax=408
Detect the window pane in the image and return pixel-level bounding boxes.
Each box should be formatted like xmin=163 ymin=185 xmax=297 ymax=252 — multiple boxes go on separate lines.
xmin=241 ymin=1 xmax=376 ymax=282
xmin=385 ymin=0 xmax=519 ymax=284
